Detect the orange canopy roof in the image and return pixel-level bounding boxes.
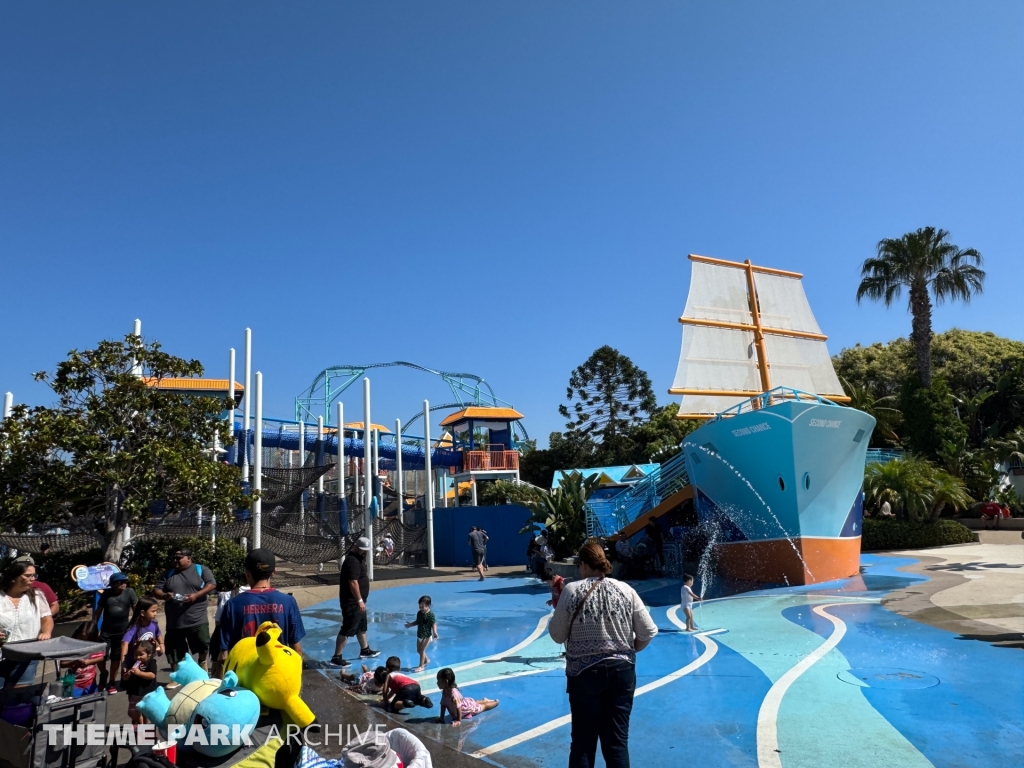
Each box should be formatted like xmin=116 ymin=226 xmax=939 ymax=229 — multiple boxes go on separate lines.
xmin=343 ymin=421 xmax=392 ymax=434
xmin=439 ymin=407 xmax=524 ymax=426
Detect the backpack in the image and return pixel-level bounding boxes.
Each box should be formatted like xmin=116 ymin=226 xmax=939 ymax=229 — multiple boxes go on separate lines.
xmin=165 ymin=563 xmax=204 ymax=580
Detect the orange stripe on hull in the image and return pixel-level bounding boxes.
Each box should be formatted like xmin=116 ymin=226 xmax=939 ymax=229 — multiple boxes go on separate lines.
xmin=714 ymin=536 xmax=861 ymax=586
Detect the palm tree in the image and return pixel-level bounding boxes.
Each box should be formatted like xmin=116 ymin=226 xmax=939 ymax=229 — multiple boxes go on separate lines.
xmin=863 ymin=455 xmax=972 ymax=522
xmin=856 ymin=227 xmax=985 ymax=387
xmin=840 ymin=376 xmax=901 ymax=445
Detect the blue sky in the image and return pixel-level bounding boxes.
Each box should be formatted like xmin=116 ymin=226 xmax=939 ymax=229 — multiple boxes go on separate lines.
xmin=1 ymin=2 xmax=1021 ymax=445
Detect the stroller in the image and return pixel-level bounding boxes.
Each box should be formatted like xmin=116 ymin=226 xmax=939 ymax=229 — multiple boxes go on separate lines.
xmin=0 ymin=637 xmax=109 ymax=768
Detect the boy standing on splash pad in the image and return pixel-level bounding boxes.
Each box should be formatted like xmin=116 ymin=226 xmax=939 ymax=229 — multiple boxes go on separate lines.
xmin=681 ymin=574 xmax=702 ymax=631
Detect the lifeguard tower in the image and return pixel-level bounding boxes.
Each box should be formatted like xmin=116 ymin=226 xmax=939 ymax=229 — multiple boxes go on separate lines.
xmin=442 ymin=406 xmax=524 ymax=506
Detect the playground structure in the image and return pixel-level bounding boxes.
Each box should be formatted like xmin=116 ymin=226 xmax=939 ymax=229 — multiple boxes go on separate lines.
xmin=0 ymin=324 xmax=533 ymax=578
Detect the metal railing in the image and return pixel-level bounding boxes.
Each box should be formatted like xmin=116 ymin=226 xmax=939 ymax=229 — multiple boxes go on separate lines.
xmin=585 ymin=450 xmax=691 ymax=537
xmin=865 ymin=448 xmax=904 ymax=465
xmin=462 ymin=449 xmax=520 ymax=471
xmin=709 ymin=386 xmax=843 ymax=422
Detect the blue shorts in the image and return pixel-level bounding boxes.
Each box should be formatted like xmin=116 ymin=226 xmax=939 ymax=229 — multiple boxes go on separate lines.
xmin=0 ymin=659 xmax=39 ymax=688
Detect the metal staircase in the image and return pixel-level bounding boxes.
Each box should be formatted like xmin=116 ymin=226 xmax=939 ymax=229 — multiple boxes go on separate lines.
xmin=585 ymin=449 xmax=691 ymax=538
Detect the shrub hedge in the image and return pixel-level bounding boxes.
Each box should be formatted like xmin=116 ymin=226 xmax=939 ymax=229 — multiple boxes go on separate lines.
xmin=862 ymin=518 xmax=975 ymax=550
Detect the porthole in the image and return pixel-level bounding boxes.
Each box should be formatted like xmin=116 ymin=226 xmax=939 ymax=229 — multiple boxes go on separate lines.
xmin=803 ymin=472 xmax=811 ymax=490
xmin=778 ymin=476 xmax=785 ymax=491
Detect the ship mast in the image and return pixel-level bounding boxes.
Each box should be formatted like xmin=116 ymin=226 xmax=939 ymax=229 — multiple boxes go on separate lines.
xmin=743 ymin=258 xmax=772 ymax=394
xmin=670 ymin=254 xmax=850 ymax=418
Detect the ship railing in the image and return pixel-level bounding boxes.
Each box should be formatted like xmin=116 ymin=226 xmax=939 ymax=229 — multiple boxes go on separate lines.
xmin=709 ymin=386 xmax=842 ymax=422
xmin=584 ymin=449 xmax=691 ymax=537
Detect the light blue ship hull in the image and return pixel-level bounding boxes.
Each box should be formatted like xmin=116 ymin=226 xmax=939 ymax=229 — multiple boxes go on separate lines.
xmin=682 ymin=400 xmax=876 ymax=584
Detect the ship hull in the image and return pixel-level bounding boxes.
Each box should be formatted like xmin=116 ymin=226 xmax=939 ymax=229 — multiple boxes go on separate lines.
xmin=683 ymin=400 xmax=876 ymax=586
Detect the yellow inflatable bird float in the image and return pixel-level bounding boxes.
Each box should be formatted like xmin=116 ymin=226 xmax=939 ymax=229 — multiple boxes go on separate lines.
xmin=225 ymin=621 xmax=315 ymax=727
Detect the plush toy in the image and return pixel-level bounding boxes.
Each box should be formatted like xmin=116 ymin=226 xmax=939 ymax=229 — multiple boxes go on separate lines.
xmin=170 ymin=654 xmax=210 ymax=687
xmin=225 ymin=621 xmax=315 ymax=727
xmin=138 ymin=677 xmax=221 ymax=737
xmin=189 ymin=672 xmax=262 ymax=758
xmin=138 ymin=671 xmax=260 ymax=758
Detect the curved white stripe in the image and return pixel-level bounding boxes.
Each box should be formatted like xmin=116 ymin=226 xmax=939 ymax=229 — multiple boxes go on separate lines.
xmin=756 ymin=603 xmax=847 ymax=768
xmin=421 ymin=665 xmax=555 ymax=695
xmin=470 ymin=609 xmax=723 ymax=758
xmin=413 ymin=613 xmax=552 ymax=684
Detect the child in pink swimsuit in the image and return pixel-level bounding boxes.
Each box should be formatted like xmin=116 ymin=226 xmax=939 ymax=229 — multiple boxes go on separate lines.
xmin=436 ymin=667 xmax=498 ymax=726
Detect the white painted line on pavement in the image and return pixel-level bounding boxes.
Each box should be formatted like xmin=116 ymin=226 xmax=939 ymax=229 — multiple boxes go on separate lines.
xmin=469 ymin=610 xmax=724 ymax=759
xmin=756 ymin=602 xmax=848 ymax=768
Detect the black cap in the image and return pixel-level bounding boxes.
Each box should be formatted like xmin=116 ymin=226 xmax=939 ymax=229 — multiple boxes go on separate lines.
xmin=245 ymin=549 xmax=276 ymax=576
xmin=176 ymin=547 xmax=192 ymax=557
xmin=108 ymin=573 xmax=129 ymax=584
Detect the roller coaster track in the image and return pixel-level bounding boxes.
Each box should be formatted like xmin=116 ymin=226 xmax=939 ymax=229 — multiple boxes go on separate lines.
xmin=295 ymin=361 xmax=529 ymax=440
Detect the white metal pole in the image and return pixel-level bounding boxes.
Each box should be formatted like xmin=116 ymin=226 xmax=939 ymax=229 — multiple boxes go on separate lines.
xmin=243 ymin=328 xmax=252 ymax=482
xmin=424 ymin=400 xmax=434 ymax=569
xmin=337 ymin=401 xmax=345 ymax=573
xmin=395 ymin=419 xmax=403 ymax=524
xmin=317 ymin=417 xmax=325 ymax=494
xmin=253 ymin=371 xmax=263 ymax=550
xmin=3 ymin=392 xmax=12 ymax=419
xmin=131 ymin=319 xmax=143 ymax=376
xmin=363 ymin=378 xmax=374 ymax=581
xmin=373 ymin=429 xmax=381 ymax=511
xmin=298 ymin=418 xmax=306 ymax=521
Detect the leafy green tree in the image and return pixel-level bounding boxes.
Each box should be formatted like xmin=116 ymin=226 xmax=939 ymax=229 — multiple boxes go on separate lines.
xmin=900 ymin=376 xmax=967 ymax=459
xmin=989 ymin=427 xmax=1024 ymax=467
xmin=519 ymin=472 xmax=601 ymax=559
xmin=864 ymin=456 xmax=971 ymax=523
xmin=558 ymin=346 xmax=656 ymax=466
xmin=519 ymin=430 xmax=597 ymax=489
xmin=936 ymin=437 xmax=996 ymax=502
xmin=626 ymin=403 xmax=700 ymax=463
xmin=479 ymin=479 xmax=542 ymax=507
xmin=0 ymin=334 xmax=250 ymax=562
xmin=840 ymin=376 xmax=901 ymax=447
xmin=856 ymin=227 xmax=985 ymax=388
xmin=833 ymin=330 xmax=1024 ymax=446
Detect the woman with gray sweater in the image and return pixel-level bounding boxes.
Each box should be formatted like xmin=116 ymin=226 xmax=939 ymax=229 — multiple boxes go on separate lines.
xmin=549 ymin=540 xmax=659 ymax=768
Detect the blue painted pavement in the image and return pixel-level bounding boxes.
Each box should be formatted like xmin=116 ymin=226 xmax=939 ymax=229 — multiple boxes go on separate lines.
xmin=298 ymin=556 xmax=1024 ymax=767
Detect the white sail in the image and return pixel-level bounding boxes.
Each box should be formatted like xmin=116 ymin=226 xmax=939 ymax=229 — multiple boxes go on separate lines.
xmin=753 ymin=272 xmax=844 ymax=396
xmin=673 ymin=262 xmax=761 ymax=416
xmin=674 ymin=259 xmax=845 ymax=418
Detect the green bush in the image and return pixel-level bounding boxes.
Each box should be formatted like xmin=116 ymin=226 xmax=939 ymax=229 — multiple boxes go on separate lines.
xmin=122 ymin=536 xmax=247 ymax=594
xmin=862 ymin=518 xmax=975 ymax=550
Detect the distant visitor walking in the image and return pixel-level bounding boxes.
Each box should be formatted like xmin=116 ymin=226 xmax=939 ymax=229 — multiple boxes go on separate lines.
xmin=469 ymin=526 xmax=488 ymax=581
xmin=331 ymin=537 xmax=380 ymax=667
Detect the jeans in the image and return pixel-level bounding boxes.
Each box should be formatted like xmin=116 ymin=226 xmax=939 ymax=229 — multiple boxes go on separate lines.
xmin=566 ymin=659 xmax=636 ymax=768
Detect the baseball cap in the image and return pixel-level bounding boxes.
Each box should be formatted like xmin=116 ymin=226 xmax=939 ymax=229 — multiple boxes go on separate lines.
xmin=14 ymin=555 xmax=35 ymax=565
xmin=108 ymin=573 xmax=129 ymax=584
xmin=355 ymin=537 xmax=371 ymax=552
xmin=244 ymin=549 xmax=276 ymax=576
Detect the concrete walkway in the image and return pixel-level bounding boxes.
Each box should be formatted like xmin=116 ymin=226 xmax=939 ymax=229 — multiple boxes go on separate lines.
xmin=881 ymin=532 xmax=1024 ymax=648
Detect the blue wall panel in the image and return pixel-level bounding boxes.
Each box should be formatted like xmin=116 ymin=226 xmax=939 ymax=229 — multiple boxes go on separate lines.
xmin=431 ymin=504 xmax=532 ymax=567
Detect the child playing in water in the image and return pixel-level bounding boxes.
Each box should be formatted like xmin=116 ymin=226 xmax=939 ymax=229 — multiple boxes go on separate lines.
xmin=436 ymin=667 xmax=498 ymax=726
xmin=340 ymin=656 xmax=401 ymax=694
xmin=375 ymin=665 xmax=433 ymax=713
xmin=404 ymin=595 xmax=438 ymax=672
xmin=681 ymin=573 xmax=701 ymax=631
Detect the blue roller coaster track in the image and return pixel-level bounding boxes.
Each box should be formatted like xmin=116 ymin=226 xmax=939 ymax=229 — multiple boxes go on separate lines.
xmin=294 ymin=361 xmax=529 ymax=440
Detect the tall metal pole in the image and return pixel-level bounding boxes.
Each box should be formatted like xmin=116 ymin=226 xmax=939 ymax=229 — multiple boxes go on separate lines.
xmin=131 ymin=319 xmax=142 ymax=376
xmin=3 ymin=392 xmax=12 ymax=419
xmin=243 ymin=328 xmax=252 ymax=482
xmin=253 ymin=371 xmax=263 ymax=550
xmin=424 ymin=400 xmax=434 ymax=570
xmin=298 ymin=418 xmax=306 ymax=523
xmin=363 ymin=378 xmax=374 ymax=581
xmin=373 ymin=429 xmax=381 ymax=512
xmin=337 ymin=401 xmax=346 ymax=573
xmin=395 ymin=419 xmax=404 ymax=524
